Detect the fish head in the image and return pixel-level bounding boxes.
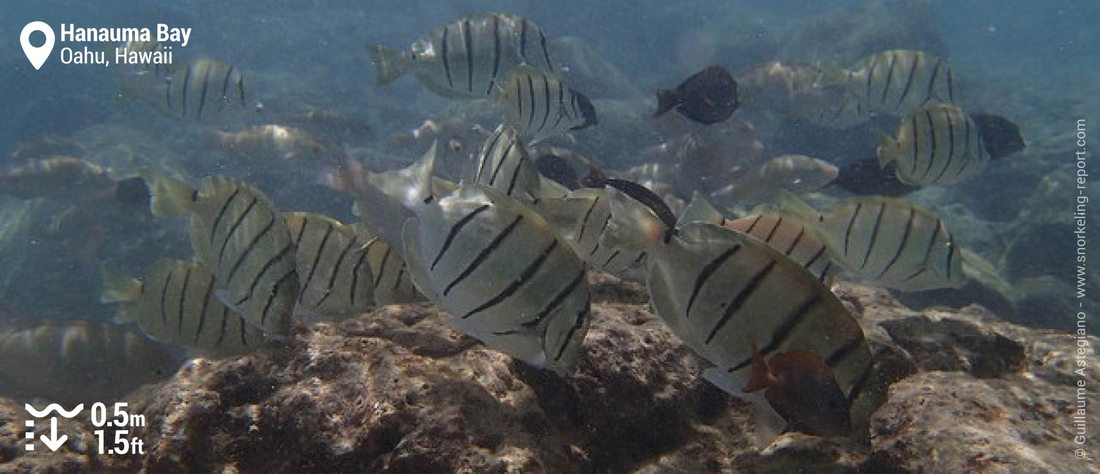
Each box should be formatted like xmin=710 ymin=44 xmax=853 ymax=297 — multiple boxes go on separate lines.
xmin=762 ymin=350 xmax=852 ymax=438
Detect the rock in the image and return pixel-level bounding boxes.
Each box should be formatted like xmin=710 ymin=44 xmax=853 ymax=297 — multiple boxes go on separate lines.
xmin=6 ymin=277 xmax=1082 ymax=472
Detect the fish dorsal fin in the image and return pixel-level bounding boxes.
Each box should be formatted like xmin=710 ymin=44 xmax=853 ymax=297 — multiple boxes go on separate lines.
xmin=369 ymin=141 xmax=438 ymax=209
xmin=677 ymin=191 xmax=726 ymax=228
xmin=774 ymin=189 xmax=823 ymax=229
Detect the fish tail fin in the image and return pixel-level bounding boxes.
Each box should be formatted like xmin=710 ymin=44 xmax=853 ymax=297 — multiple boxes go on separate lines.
xmin=100 ymin=262 xmax=142 ymax=319
xmin=653 ymin=89 xmax=679 ymax=117
xmin=366 ymin=43 xmax=409 ymax=86
xmin=604 ymin=187 xmax=670 ymax=252
xmin=145 ymin=173 xmax=196 ymax=217
xmin=874 ymin=128 xmax=898 ymax=168
xmin=677 ymin=191 xmax=725 ymax=227
xmin=775 ymin=189 xmax=822 ymax=227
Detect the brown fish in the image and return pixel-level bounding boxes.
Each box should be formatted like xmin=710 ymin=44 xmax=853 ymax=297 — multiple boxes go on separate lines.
xmin=205 ymin=124 xmax=332 ymax=162
xmin=654 ymin=65 xmax=739 ymax=125
xmin=743 ymin=345 xmax=853 ymax=437
xmin=0 ymin=156 xmax=116 ymax=200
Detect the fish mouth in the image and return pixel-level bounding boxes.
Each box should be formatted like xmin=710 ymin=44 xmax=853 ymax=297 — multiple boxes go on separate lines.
xmin=571 ymin=92 xmax=599 ymax=129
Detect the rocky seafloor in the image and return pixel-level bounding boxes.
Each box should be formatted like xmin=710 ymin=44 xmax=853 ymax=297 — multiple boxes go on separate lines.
xmin=1 ymin=273 xmax=1095 ymax=473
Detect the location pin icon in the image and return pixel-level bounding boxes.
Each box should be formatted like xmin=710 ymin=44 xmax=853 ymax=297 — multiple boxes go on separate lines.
xmin=20 ymin=21 xmax=55 ymax=70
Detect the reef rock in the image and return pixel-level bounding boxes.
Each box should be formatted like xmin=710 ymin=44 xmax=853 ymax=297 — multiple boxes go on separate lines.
xmin=5 ymin=278 xmax=1091 ymax=473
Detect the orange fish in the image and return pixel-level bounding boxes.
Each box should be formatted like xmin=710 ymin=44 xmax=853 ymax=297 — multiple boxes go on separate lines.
xmin=743 ymin=344 xmax=852 ymax=437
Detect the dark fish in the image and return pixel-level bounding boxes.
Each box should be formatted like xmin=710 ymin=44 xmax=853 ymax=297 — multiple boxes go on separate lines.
xmin=603 ymin=178 xmax=677 ymax=232
xmin=833 ymin=157 xmax=920 ymax=197
xmin=743 ymin=346 xmax=853 ymax=437
xmin=971 ymin=113 xmax=1026 ymax=159
xmin=532 ymin=146 xmax=607 ymax=190
xmin=654 ymin=65 xmax=739 ymax=125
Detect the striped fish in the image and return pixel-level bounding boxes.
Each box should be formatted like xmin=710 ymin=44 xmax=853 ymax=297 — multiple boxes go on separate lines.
xmin=284 ymin=212 xmax=376 ymax=319
xmin=131 ymin=57 xmax=253 ymax=123
xmin=603 ymin=189 xmax=875 ymax=444
xmin=877 ymin=103 xmax=989 ymax=186
xmin=148 ymin=175 xmax=299 ymax=337
xmin=368 ymin=13 xmax=556 ymax=99
xmin=348 ymin=224 xmax=425 ymax=305
xmin=839 ymin=49 xmax=958 ymax=116
xmin=535 ymin=187 xmax=648 ymax=280
xmin=780 ymin=193 xmax=965 ymax=291
xmin=466 ymin=124 xmax=541 ymax=202
xmin=495 ymin=65 xmax=598 ymax=145
xmin=102 ymin=259 xmax=268 ymax=357
xmin=678 ymin=193 xmax=833 ymax=284
xmin=388 ymin=147 xmax=590 ymax=374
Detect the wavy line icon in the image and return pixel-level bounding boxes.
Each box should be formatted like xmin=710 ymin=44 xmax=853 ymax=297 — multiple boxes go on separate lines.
xmin=25 ymin=403 xmax=84 ymax=419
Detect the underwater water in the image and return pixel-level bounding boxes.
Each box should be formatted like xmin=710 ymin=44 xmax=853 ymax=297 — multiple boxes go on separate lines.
xmin=0 ymin=0 xmax=1097 ymax=471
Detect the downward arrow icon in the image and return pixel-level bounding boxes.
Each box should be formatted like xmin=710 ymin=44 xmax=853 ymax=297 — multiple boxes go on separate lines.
xmin=40 ymin=417 xmax=67 ymax=451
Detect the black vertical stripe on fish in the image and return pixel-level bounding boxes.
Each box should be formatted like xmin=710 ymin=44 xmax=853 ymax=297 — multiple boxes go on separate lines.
xmin=845 ymin=361 xmax=874 ymax=402
xmin=896 ymin=53 xmax=920 ymax=109
xmin=820 ymin=262 xmax=832 ymax=282
xmin=705 ymin=260 xmax=779 ymax=344
xmin=224 ymin=215 xmax=275 ymax=285
xmin=488 ymin=142 xmax=517 ymax=186
xmin=214 ymin=306 xmax=229 ymax=348
xmin=219 ymin=66 xmax=234 ymax=112
xmin=946 ymin=66 xmax=956 ymax=103
xmin=316 ymin=235 xmax=359 ymax=307
xmin=177 ymin=267 xmax=192 ymax=335
xmin=628 ymin=251 xmax=647 ymax=270
xmin=373 ymin=247 xmax=392 ymax=288
xmin=843 ymin=203 xmax=863 ymax=257
xmin=478 ymin=129 xmax=505 ymax=179
xmin=237 ymin=73 xmax=245 ymax=107
xmin=910 ymin=115 xmax=920 ymax=175
xmin=926 ymin=107 xmax=956 ymax=182
xmin=462 ymin=19 xmax=473 ymax=93
xmin=196 ymin=64 xmax=212 ymax=120
xmin=879 ymin=53 xmax=898 ymax=106
xmin=946 ymin=118 xmax=974 ymax=181
xmin=209 ymin=188 xmax=242 ymax=244
xmin=554 ymin=307 xmax=588 ymax=361
xmin=805 ymin=244 xmax=827 ymax=268
xmin=515 ymin=76 xmax=523 ymax=120
xmin=301 ymin=223 xmax=334 ymax=297
xmin=763 ymin=216 xmax=783 ymax=243
xmin=743 ymin=215 xmax=763 ymax=234
xmin=217 ymin=197 xmax=259 ymax=265
xmin=486 ymin=15 xmax=501 ymax=95
xmin=602 ymin=250 xmax=621 ymax=267
xmin=349 ymin=246 xmax=370 ymax=307
xmin=195 ymin=277 xmax=215 ymax=344
xmin=925 ymin=58 xmax=942 ymax=105
xmin=443 ymin=215 xmax=524 ymax=296
xmin=292 ymin=216 xmax=308 ymax=246
xmin=539 ymin=75 xmax=552 ymax=131
xmin=460 ymin=240 xmax=556 ymax=319
xmin=181 ymin=64 xmax=192 ymax=118
xmin=392 ymin=267 xmax=406 ymax=291
xmin=726 ymin=291 xmax=822 ymax=372
xmin=877 ymin=208 xmax=914 ymax=279
xmin=526 ymin=74 xmax=537 ymax=129
xmin=505 ymin=156 xmax=525 ymax=196
xmin=576 ymin=197 xmax=600 ymax=240
xmin=431 ymin=204 xmax=490 ymax=270
xmin=519 ymin=18 xmax=529 ymax=61
xmin=238 ymin=316 xmax=248 ymax=346
xmin=783 ymin=227 xmax=806 ymax=255
xmin=159 ymin=271 xmax=173 ymax=327
xmin=588 ymin=215 xmax=611 ymax=256
xmin=824 ymin=333 xmax=866 ymax=367
xmin=441 ymin=26 xmax=453 ymax=88
xmin=944 ymin=227 xmax=957 ymax=281
xmin=860 ymin=202 xmax=887 ymax=269
xmin=234 ymin=241 xmax=294 ymax=307
xmin=514 ymin=269 xmax=586 ymax=327
xmin=260 ymin=269 xmax=295 ymax=326
xmin=538 ymin=29 xmax=553 ymax=72
xmin=684 ymin=245 xmax=741 ymax=319
xmin=864 ymin=54 xmax=878 ymax=99
xmin=921 ymin=110 xmax=938 ymax=179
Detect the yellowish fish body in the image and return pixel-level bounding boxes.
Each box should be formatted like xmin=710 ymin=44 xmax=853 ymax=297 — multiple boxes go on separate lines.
xmin=495 ymin=65 xmax=597 ymax=145
xmin=466 ymin=124 xmax=542 ymax=202
xmin=877 ymin=103 xmax=989 ymax=186
xmin=102 ymin=259 xmax=268 ymax=357
xmin=284 ymin=212 xmax=377 ymax=319
xmin=843 ymin=49 xmax=958 ymax=117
